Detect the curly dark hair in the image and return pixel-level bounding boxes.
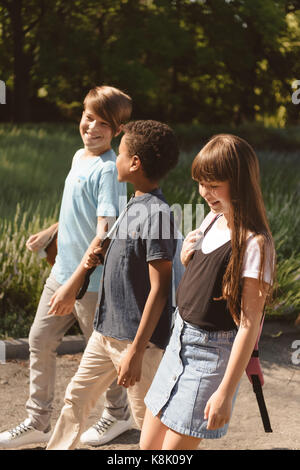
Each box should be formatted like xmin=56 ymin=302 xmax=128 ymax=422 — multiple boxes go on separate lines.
xmin=123 ymin=120 xmax=179 ymax=181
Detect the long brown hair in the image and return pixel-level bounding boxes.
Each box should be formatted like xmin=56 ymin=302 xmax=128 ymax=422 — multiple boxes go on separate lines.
xmin=191 ymin=134 xmax=275 ymax=324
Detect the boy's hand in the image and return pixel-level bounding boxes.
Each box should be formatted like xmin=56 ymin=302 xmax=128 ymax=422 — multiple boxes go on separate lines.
xmin=26 ymin=228 xmax=53 ymax=252
xmin=47 ymin=283 xmax=77 ymax=316
xmin=84 ymin=247 xmax=103 ymax=269
xmin=180 ymin=228 xmax=203 ymax=267
xmin=117 ymin=346 xmax=144 ymax=388
xmin=84 ymin=239 xmax=110 ymax=269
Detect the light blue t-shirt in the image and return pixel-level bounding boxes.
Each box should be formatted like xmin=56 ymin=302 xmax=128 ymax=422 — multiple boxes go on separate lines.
xmin=51 ymin=148 xmax=127 ymax=292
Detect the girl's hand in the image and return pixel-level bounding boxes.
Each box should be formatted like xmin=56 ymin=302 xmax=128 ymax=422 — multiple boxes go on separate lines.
xmin=180 ymin=229 xmax=203 ymax=267
xmin=47 ymin=283 xmax=77 ymax=316
xmin=117 ymin=346 xmax=144 ymax=388
xmin=204 ymin=389 xmax=233 ymax=430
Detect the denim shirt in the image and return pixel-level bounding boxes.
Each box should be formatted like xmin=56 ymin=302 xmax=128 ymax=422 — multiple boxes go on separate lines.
xmin=94 ymin=188 xmax=177 ymax=349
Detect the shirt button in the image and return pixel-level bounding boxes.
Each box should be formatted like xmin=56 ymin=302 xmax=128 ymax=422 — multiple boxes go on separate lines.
xmin=173 ymin=375 xmax=177 ymax=381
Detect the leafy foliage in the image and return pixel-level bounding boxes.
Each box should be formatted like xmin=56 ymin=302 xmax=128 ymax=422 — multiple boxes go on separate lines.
xmin=1 ymin=0 xmax=300 ymax=125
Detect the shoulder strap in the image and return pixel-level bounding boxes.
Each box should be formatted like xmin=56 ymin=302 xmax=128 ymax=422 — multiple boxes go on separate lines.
xmin=172 ymin=231 xmax=185 ymax=309
xmin=76 ymin=195 xmax=134 ymax=300
xmin=203 ymin=213 xmax=223 ymax=236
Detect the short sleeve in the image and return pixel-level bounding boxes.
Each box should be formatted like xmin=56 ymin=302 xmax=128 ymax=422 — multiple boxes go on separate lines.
xmin=97 ymin=165 xmax=126 ymax=217
xmin=71 ymin=149 xmax=84 ymax=167
xmin=242 ymin=235 xmax=274 ymax=285
xmin=142 ymin=206 xmax=176 ymax=263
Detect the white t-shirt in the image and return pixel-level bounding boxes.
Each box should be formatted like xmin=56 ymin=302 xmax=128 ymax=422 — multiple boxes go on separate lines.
xmin=199 ymin=213 xmax=273 ymax=285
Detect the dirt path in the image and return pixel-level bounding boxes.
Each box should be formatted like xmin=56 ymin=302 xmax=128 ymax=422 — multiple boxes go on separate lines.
xmin=0 ymin=321 xmax=299 ymax=451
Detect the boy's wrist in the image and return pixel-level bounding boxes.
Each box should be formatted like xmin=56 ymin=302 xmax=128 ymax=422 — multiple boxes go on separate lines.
xmin=46 ymin=223 xmax=58 ymax=234
xmin=65 ymin=273 xmax=85 ymax=295
xmin=130 ymin=340 xmax=147 ymax=355
xmin=63 ymin=281 xmax=77 ymax=296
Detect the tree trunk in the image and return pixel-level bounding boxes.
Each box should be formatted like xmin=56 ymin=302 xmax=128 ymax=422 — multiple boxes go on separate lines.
xmin=10 ymin=0 xmax=31 ymax=122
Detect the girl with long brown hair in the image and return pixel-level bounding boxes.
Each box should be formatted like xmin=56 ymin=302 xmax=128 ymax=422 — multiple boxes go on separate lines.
xmin=140 ymin=134 xmax=275 ymax=450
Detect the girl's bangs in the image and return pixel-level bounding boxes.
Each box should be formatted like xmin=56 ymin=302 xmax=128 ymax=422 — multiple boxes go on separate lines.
xmin=191 ymin=143 xmax=230 ymax=183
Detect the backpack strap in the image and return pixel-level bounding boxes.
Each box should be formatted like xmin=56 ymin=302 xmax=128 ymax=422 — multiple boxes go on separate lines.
xmin=245 ymin=314 xmax=273 ymax=433
xmin=251 ymin=375 xmax=272 ymax=433
xmin=76 ymin=195 xmax=135 ymax=300
xmin=203 ymin=213 xmax=223 ymax=236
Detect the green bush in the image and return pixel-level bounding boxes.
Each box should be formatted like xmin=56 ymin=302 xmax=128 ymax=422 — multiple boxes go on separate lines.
xmin=0 ymin=205 xmax=55 ymax=338
xmin=173 ymin=123 xmax=300 ymax=153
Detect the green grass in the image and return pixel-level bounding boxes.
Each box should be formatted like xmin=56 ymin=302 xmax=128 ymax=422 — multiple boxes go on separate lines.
xmin=0 ymin=123 xmax=81 ymax=220
xmin=0 ymin=124 xmax=299 ymax=338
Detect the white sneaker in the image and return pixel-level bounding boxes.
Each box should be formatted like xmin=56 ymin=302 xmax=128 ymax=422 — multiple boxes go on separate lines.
xmin=80 ymin=414 xmax=132 ymax=446
xmin=0 ymin=418 xmax=52 ymax=449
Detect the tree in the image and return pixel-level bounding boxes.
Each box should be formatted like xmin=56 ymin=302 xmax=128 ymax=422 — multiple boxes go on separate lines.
xmin=0 ymin=0 xmax=48 ymax=121
xmin=0 ymin=0 xmax=300 ymax=125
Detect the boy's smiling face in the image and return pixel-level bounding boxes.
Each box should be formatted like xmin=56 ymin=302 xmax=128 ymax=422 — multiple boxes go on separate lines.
xmin=80 ymin=106 xmax=114 ymax=155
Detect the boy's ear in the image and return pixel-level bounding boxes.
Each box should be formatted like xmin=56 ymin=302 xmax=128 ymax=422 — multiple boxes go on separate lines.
xmin=129 ymin=155 xmax=141 ymax=172
xmin=114 ymin=124 xmax=124 ymax=138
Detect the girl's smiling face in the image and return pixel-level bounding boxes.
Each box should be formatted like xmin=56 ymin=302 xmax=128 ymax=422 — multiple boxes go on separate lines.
xmin=198 ymin=180 xmax=231 ymax=215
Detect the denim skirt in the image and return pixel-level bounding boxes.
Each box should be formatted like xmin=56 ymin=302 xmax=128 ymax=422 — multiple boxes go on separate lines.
xmin=144 ymin=309 xmax=238 ymax=439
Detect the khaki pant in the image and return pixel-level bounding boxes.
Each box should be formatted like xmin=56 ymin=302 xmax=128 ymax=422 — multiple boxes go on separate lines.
xmin=26 ymin=274 xmax=129 ymax=431
xmin=47 ymin=330 xmax=164 ymax=449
